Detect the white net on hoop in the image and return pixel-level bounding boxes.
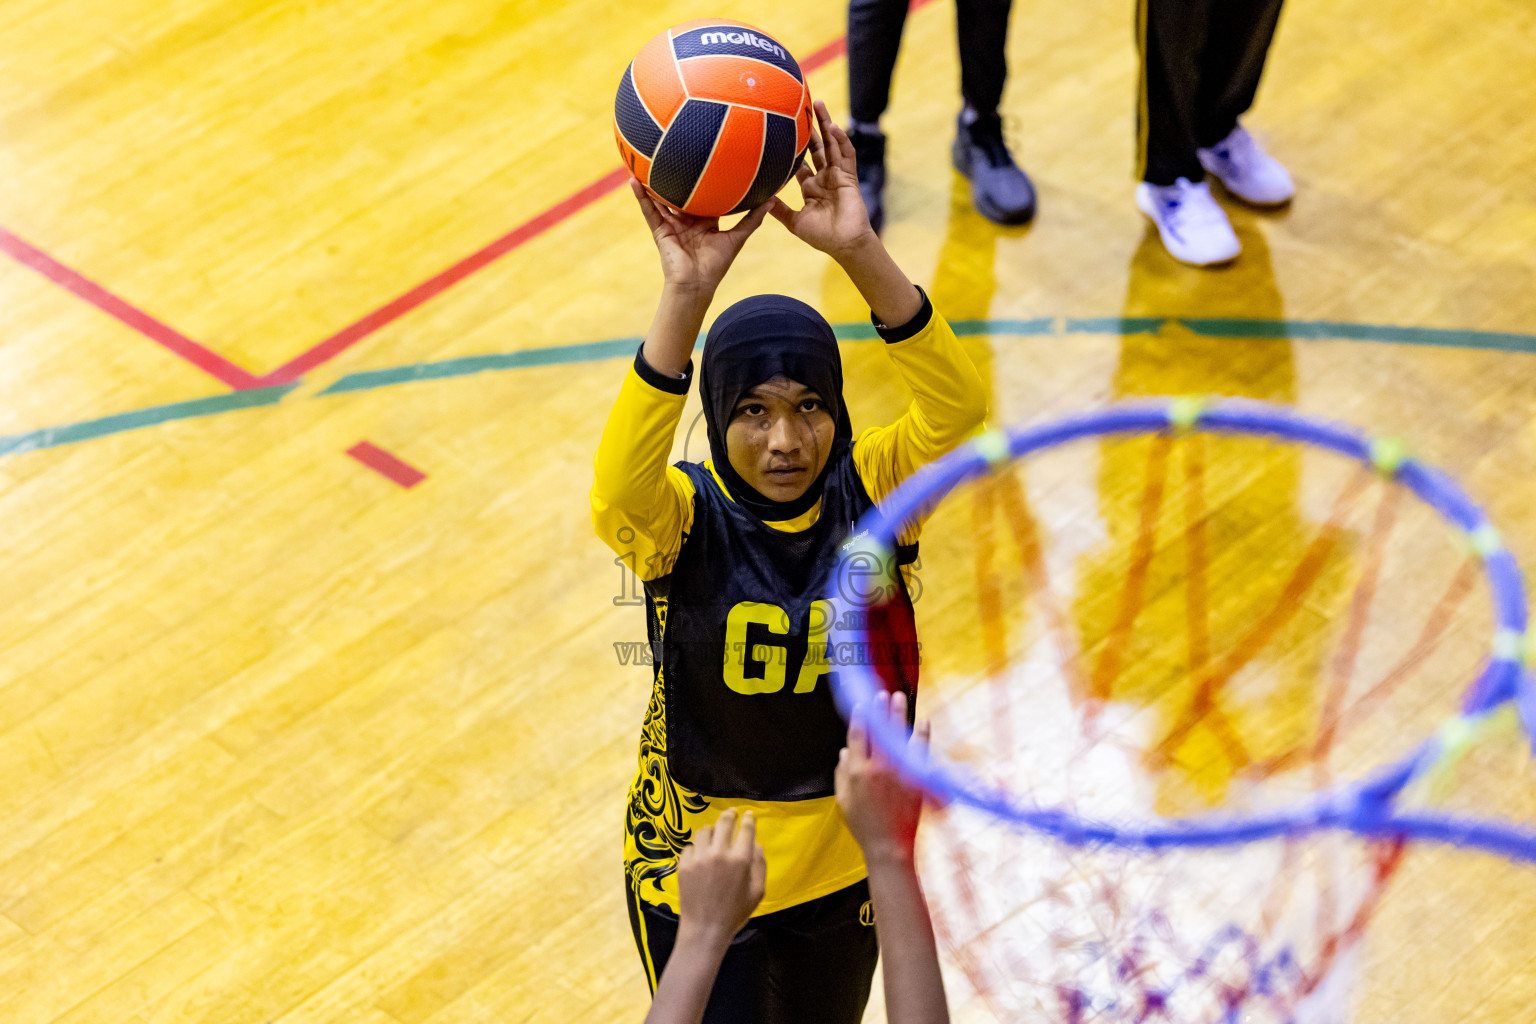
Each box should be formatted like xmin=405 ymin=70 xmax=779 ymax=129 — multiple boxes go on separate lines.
xmin=918 ymin=672 xmax=1400 ymax=1024
xmin=891 ymin=428 xmax=1499 ymax=1024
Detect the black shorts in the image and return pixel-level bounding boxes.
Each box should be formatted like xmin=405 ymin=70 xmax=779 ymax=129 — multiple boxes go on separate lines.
xmin=628 ymin=878 xmax=879 ymax=1024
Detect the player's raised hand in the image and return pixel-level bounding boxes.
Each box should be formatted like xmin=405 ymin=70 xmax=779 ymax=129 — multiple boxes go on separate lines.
xmin=676 ymin=808 xmax=768 ymax=942
xmin=836 ymin=690 xmax=929 ymax=865
xmin=769 ymin=100 xmax=878 ymax=260
xmin=643 ymin=808 xmax=766 ymax=1024
xmin=631 ymin=178 xmax=770 ymax=293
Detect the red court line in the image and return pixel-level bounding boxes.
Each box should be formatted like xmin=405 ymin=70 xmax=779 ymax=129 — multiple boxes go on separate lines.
xmin=254 ymin=6 xmax=932 ymax=387
xmin=257 ymin=166 xmax=633 ymax=385
xmin=347 ymin=441 xmax=427 ymax=488
xmin=3 ymin=7 xmax=931 ymax=393
xmin=0 ymin=227 xmax=264 ymax=391
xmin=798 ymin=35 xmax=848 ymax=72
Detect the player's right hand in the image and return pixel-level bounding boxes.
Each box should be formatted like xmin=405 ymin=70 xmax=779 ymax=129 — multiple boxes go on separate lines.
xmin=676 ymin=807 xmax=767 ymax=943
xmin=767 ymin=100 xmax=877 ymax=262
xmin=630 ymin=178 xmax=770 ymax=294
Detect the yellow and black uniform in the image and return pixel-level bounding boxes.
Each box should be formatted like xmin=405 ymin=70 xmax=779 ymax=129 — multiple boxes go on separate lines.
xmin=592 ymin=290 xmax=985 ymax=1023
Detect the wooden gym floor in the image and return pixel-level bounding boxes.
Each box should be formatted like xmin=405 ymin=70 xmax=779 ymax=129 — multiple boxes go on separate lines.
xmin=0 ymin=0 xmax=1533 ymax=1021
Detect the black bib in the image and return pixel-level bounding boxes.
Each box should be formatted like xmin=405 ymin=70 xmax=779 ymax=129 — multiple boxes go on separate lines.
xmin=645 ymin=456 xmax=918 ymax=801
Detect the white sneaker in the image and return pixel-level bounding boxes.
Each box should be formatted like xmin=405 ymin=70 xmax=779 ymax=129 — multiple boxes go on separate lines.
xmin=1135 ymin=178 xmax=1241 ymax=266
xmin=1197 ymin=124 xmax=1294 ymax=205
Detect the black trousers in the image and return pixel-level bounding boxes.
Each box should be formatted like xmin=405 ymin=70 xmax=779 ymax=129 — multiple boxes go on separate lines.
xmin=629 ymin=879 xmax=879 ymax=1024
xmin=1137 ymin=0 xmax=1286 ymax=184
xmin=848 ymin=0 xmax=1015 ymax=124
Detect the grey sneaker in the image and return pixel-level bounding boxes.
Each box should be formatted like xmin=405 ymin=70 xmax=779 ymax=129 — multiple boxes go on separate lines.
xmin=951 ymin=110 xmax=1036 ymax=225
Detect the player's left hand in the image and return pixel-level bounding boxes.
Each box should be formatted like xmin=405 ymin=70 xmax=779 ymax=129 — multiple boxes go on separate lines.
xmin=676 ymin=807 xmax=767 ymax=944
xmin=768 ymin=100 xmax=878 ymax=261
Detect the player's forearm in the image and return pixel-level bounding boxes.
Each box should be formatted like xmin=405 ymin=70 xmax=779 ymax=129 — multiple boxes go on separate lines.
xmin=593 ymin=364 xmax=685 ymax=493
xmin=642 ymin=282 xmax=714 ymax=378
xmin=851 ymin=310 xmax=989 ymax=503
xmin=866 ymin=853 xmax=949 ymax=1024
xmin=593 ymin=279 xmax=707 ymax=529
xmin=885 ymin=312 xmax=988 ymax=448
xmin=832 ymin=234 xmax=922 ymax=331
xmin=641 ymin=924 xmax=734 ymax=1024
xmin=591 ymin=345 xmax=693 ymax=561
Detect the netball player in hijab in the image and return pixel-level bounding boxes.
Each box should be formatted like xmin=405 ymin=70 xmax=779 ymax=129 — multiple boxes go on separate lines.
xmin=593 ymin=100 xmax=987 ymax=1024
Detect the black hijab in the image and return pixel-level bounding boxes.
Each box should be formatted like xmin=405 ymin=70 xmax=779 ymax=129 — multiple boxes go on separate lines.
xmin=700 ymin=294 xmax=852 ymax=522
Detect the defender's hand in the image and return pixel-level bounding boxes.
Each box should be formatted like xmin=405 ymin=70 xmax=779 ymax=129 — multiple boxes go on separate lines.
xmin=768 ymin=100 xmax=878 ymax=260
xmin=631 ymin=180 xmax=770 ymax=293
xmin=675 ymin=808 xmax=768 ymax=943
xmin=836 ymin=691 xmax=929 ymax=865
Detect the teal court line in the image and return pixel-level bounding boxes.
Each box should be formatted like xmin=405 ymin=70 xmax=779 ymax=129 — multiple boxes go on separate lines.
xmin=0 ymin=384 xmax=299 ymax=459
xmin=315 ymin=338 xmax=642 ymax=396
xmin=2 ymin=318 xmax=1533 ymax=462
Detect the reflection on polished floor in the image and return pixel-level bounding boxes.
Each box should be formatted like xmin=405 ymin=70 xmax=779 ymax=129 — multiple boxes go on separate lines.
xmin=0 ymin=0 xmax=1532 ymax=1021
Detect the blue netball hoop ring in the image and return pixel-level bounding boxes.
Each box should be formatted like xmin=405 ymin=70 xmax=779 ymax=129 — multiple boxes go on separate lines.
xmin=826 ymin=397 xmax=1536 ymax=863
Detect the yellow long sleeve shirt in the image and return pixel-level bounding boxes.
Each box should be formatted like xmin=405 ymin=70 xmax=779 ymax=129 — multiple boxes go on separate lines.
xmin=592 ymin=298 xmax=986 ymax=924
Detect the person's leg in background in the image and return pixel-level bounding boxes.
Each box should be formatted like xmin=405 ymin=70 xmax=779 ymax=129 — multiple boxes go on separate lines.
xmin=1193 ymin=0 xmax=1294 ymax=206
xmin=951 ymin=0 xmax=1036 ymax=224
xmin=1137 ymin=0 xmax=1208 ymax=187
xmin=846 ymin=0 xmax=911 ymax=232
xmin=1134 ymin=0 xmax=1242 ymax=265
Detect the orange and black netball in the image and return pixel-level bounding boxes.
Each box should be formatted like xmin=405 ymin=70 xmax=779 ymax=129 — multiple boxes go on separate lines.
xmin=615 ymin=19 xmax=813 ymax=217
